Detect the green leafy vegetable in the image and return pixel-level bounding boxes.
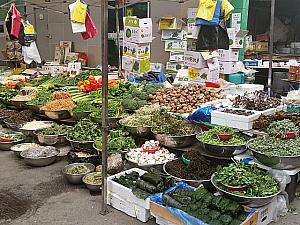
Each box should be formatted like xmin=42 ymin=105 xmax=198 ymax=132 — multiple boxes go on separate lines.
xmin=67 ymin=118 xmax=101 ymax=142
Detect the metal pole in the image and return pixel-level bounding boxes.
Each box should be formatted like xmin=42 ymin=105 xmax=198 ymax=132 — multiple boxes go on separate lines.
xmin=115 ymin=0 xmax=122 ymax=77
xmin=268 ymin=0 xmax=275 ymax=96
xmin=100 ymin=0 xmax=109 ymax=215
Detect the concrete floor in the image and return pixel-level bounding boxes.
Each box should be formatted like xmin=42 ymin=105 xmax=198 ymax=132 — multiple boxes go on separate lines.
xmin=0 ymin=151 xmax=299 ymax=225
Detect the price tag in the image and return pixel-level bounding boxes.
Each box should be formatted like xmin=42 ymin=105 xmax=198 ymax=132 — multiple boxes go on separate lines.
xmin=188 ymin=68 xmax=199 ymax=79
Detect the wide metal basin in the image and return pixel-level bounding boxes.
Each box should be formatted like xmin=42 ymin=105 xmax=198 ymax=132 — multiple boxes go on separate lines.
xmin=62 ymin=163 xmax=95 ymax=184
xmin=44 ymin=110 xmax=71 ymax=120
xmin=154 ymin=133 xmax=198 ymax=148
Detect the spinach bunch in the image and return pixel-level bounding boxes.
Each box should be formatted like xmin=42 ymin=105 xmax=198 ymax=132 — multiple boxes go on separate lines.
xmin=38 ymin=124 xmax=70 ymax=135
xmin=214 ymin=162 xmax=279 ymax=197
xmin=67 ymin=118 xmax=101 ymax=142
xmin=72 ymin=101 xmax=98 ymax=112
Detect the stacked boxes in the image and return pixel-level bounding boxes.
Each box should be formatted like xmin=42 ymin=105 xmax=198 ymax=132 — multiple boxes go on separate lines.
xmin=122 ymin=17 xmax=152 ymax=75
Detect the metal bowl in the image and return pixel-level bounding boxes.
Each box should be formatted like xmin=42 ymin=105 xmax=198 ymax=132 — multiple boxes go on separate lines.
xmin=62 ymin=163 xmax=95 ymax=184
xmin=120 ymin=123 xmax=152 ymax=138
xmin=27 ymin=104 xmax=42 ymax=114
xmin=19 ymin=121 xmax=54 ymax=138
xmin=0 ymin=138 xmax=25 ymax=151
xmin=66 ymin=137 xmax=94 ymax=151
xmin=153 ymin=132 xmax=198 ymax=148
xmin=247 ymin=139 xmax=300 ymax=169
xmin=11 ymin=143 xmax=40 ymax=158
xmin=44 ymin=110 xmax=71 ymax=120
xmin=163 ymin=161 xmax=209 ymax=184
xmin=70 ymin=111 xmax=91 ymax=121
xmin=197 ymin=136 xmax=247 ymax=157
xmin=21 ymin=148 xmax=59 ymax=167
xmin=82 ymin=172 xmax=102 ymax=192
xmin=211 ymin=174 xmax=281 ymax=207
xmin=35 ymin=131 xmax=69 ymax=146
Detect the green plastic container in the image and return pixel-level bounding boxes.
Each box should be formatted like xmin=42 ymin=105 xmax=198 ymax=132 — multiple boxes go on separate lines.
xmin=227 ymin=73 xmax=245 ymax=85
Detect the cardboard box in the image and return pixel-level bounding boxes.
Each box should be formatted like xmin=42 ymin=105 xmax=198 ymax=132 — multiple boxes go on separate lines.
xmin=187 ymin=18 xmax=196 ymax=36
xmin=166 ymin=62 xmax=184 ymax=74
xmin=54 ymin=46 xmax=64 ymax=63
xmin=254 ymin=41 xmax=269 ymax=52
xmin=184 ymin=51 xmax=207 ymax=69
xmin=42 ymin=62 xmax=67 ymax=75
xmin=186 ymin=38 xmax=197 ymax=51
xmin=150 ymin=202 xmax=258 ymax=225
xmin=65 ymin=52 xmax=79 ymax=64
xmin=161 ymin=30 xmax=184 ymax=41
xmin=165 ymin=40 xmax=187 ymax=52
xmin=122 ymin=56 xmax=150 ymax=74
xmin=124 ymin=17 xmax=152 ymax=43
xmin=150 ymin=63 xmax=164 ymax=73
xmin=67 ymin=62 xmax=81 ymax=76
xmin=218 ymin=49 xmax=239 ymax=62
xmin=159 ymin=17 xmax=181 ymax=30
xmin=123 ymin=41 xmax=151 ymax=58
xmin=227 ymin=28 xmax=248 ymax=49
xmin=220 ymin=61 xmax=239 ymax=74
xmin=174 ymin=67 xmax=219 ymax=85
xmin=169 ymin=52 xmax=184 ymax=62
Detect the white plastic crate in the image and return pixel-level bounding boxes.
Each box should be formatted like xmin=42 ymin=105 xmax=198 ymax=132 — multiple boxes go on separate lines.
xmin=211 ymin=109 xmax=261 ymax=130
xmin=107 ymin=192 xmax=152 ymax=223
xmin=107 ymin=168 xmax=150 ymax=209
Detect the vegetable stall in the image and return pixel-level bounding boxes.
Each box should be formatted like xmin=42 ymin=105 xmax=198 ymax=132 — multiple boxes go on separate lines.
xmin=0 ymin=69 xmax=296 ymax=225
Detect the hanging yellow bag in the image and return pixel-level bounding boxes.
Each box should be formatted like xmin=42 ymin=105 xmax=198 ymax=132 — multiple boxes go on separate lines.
xmin=23 ymin=20 xmax=35 ymax=35
xmin=71 ymin=0 xmax=87 ymax=24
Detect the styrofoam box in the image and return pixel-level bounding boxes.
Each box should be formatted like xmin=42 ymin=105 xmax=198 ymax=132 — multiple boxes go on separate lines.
xmin=107 ymin=168 xmax=150 ymax=209
xmin=211 ymin=116 xmax=256 ymax=130
xmin=256 ymin=197 xmax=278 ymax=225
xmin=107 ymin=192 xmax=152 ymax=223
xmin=212 ymin=109 xmax=261 ymax=123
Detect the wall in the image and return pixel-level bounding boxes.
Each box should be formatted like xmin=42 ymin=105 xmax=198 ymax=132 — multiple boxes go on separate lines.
xmin=1 ymin=0 xmax=200 ymax=66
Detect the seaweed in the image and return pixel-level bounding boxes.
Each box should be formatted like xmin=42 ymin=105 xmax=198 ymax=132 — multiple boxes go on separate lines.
xmin=136 ymin=180 xmax=157 ymax=194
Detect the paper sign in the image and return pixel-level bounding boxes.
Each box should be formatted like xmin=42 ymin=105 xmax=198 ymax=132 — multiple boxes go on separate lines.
xmin=188 ymin=68 xmax=199 ymax=79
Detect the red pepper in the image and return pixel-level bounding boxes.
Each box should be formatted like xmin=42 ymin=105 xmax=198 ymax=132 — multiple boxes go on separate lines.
xmin=88 ymin=76 xmax=96 ymax=82
xmin=91 ymin=83 xmax=98 ymax=91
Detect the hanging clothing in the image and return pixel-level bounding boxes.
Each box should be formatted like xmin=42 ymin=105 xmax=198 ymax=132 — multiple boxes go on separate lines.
xmin=10 ymin=4 xmax=22 ymax=38
xmin=196 ymin=0 xmax=234 ymax=22
xmin=195 ymin=0 xmax=221 ymax=26
xmin=69 ymin=2 xmax=87 ymax=33
xmin=71 ymin=0 xmax=87 ymax=24
xmin=22 ymin=41 xmax=41 ymax=64
xmin=81 ymin=13 xmax=98 ymax=40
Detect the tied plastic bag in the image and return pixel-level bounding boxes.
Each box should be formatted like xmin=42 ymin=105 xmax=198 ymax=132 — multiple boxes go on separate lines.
xmin=22 ymin=41 xmax=41 ymax=64
xmin=187 ymin=106 xmax=219 ymax=123
xmin=69 ymin=2 xmax=86 ymax=33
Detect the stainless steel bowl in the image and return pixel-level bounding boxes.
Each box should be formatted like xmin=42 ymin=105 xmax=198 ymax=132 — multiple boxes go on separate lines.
xmin=66 ymin=137 xmax=94 ymax=151
xmin=35 ymin=132 xmax=68 ymax=146
xmin=121 ymin=123 xmax=152 ymax=138
xmin=20 ymin=121 xmax=54 ymax=138
xmin=27 ymin=104 xmax=42 ymax=114
xmin=91 ymin=116 xmax=121 ymax=129
xmin=20 ymin=149 xmax=59 ymax=167
xmin=44 ymin=110 xmax=71 ymax=120
xmin=82 ymin=172 xmax=102 ymax=191
xmin=62 ymin=163 xmax=95 ymax=184
xmin=70 ymin=111 xmax=91 ymax=121
xmin=153 ymin=133 xmax=198 ymax=148
xmin=197 ymin=135 xmax=247 ymax=157
xmin=247 ymin=139 xmax=300 ymax=169
xmin=211 ymin=174 xmax=281 ymax=207
xmin=0 ymin=138 xmax=25 ymax=151
xmin=11 ymin=143 xmax=40 ymax=158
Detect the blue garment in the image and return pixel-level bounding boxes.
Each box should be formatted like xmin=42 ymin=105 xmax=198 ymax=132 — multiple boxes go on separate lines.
xmin=196 ymin=0 xmax=222 ymax=26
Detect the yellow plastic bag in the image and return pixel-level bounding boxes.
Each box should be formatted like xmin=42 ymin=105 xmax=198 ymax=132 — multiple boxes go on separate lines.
xmin=23 ymin=20 xmax=35 ymax=35
xmin=71 ymin=0 xmax=87 ymax=24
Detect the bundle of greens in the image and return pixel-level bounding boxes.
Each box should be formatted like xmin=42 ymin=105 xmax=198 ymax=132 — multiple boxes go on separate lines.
xmin=152 ymin=109 xmax=199 ymax=136
xmin=90 ymin=100 xmax=128 ymax=118
xmin=121 ymin=104 xmax=161 ymax=127
xmin=213 ymin=162 xmax=279 ymax=197
xmin=67 ymin=118 xmax=101 ymax=142
xmin=197 ymin=126 xmax=247 ymax=146
xmin=248 ymin=136 xmax=300 ymax=157
xmin=94 ymin=129 xmax=136 ymax=154
xmin=37 ymin=124 xmax=70 ymax=136
xmin=113 ymin=168 xmax=175 ymax=199
xmin=72 ymin=100 xmax=98 ymax=112
xmin=267 ymin=119 xmax=297 ymax=137
xmin=27 ymin=90 xmax=52 ymax=106
xmin=0 ymin=86 xmax=19 ymax=106
xmin=162 ymin=187 xmax=248 ymax=225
